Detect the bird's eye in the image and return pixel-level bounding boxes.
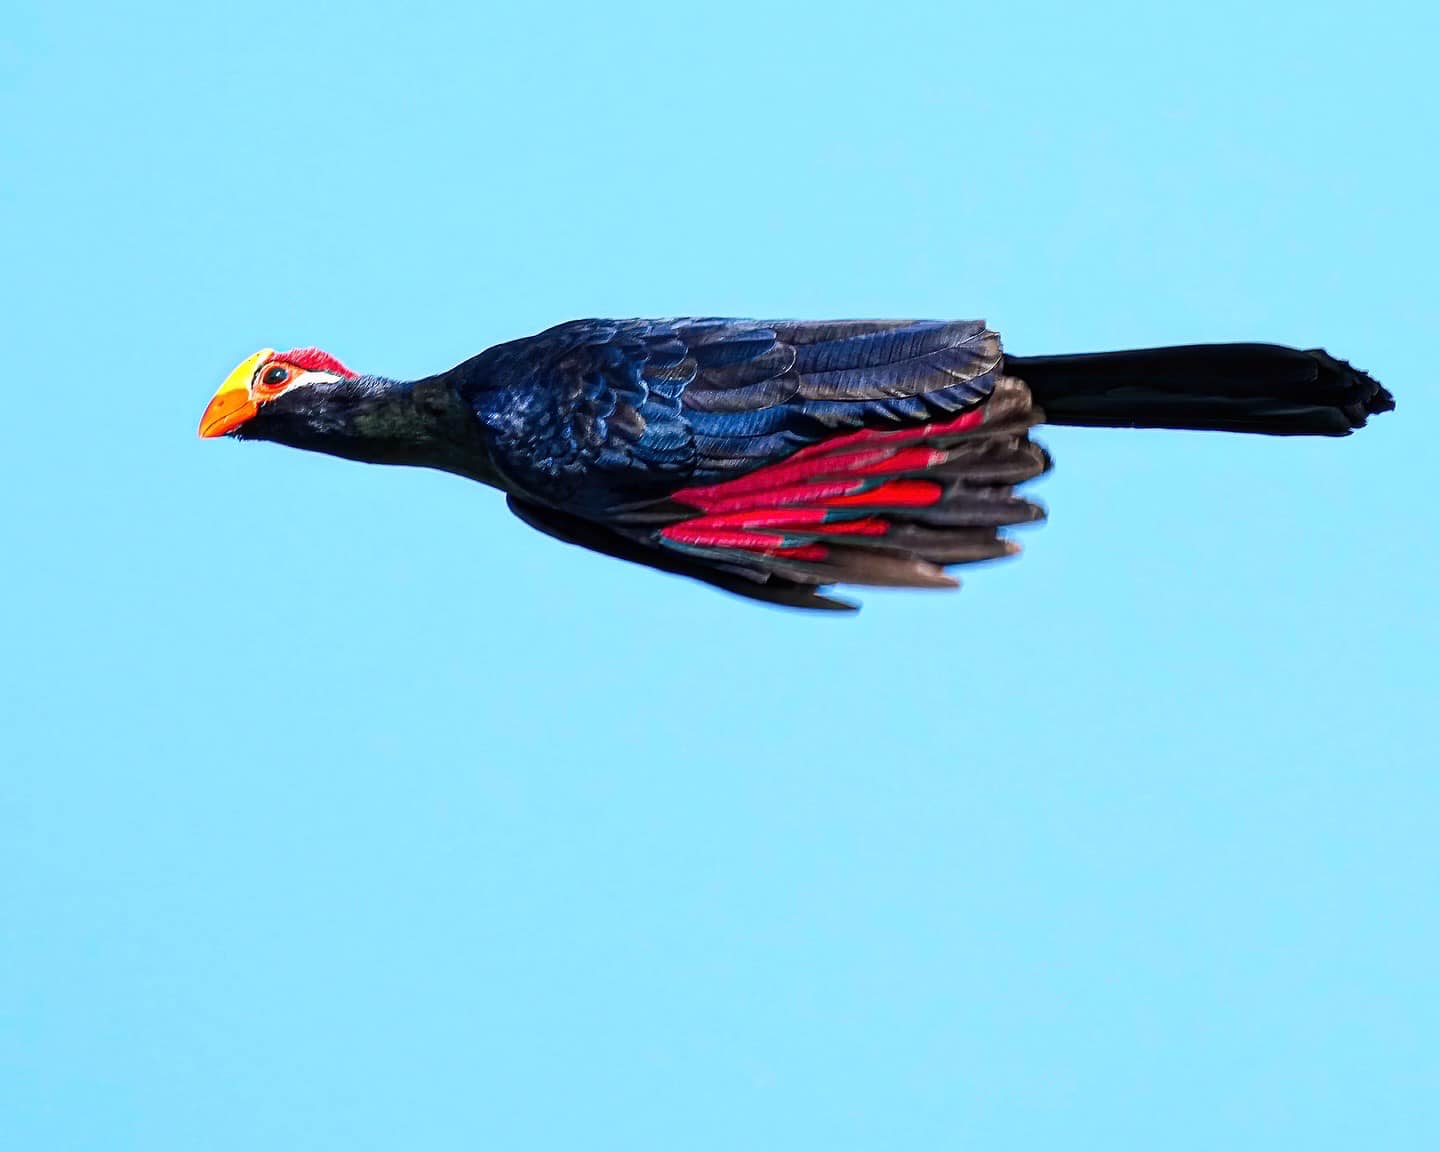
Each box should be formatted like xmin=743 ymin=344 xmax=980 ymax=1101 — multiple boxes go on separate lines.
xmin=261 ymin=365 xmax=290 ymax=387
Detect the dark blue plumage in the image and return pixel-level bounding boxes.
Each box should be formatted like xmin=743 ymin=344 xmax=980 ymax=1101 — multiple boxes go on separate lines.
xmin=205 ymin=318 xmax=1392 ymax=609
xmin=459 ymin=318 xmax=1004 ymax=512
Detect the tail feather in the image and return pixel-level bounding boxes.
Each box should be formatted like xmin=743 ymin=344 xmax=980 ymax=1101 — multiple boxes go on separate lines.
xmin=1006 ymin=344 xmax=1394 ymax=436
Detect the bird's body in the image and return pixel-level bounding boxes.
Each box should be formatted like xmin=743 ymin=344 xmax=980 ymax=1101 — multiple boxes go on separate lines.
xmin=200 ymin=319 xmax=1393 ymax=609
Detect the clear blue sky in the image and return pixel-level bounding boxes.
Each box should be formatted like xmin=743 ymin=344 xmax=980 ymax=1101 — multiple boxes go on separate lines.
xmin=3 ymin=1 xmax=1437 ymax=1147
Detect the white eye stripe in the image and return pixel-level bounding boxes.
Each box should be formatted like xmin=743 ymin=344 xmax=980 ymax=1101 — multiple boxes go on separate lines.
xmin=286 ymin=370 xmax=341 ymax=390
xmin=252 ymin=369 xmax=341 ymax=398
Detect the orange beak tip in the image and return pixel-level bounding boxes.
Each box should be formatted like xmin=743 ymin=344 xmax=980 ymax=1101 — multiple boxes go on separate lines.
xmin=198 ymin=391 xmax=258 ymax=438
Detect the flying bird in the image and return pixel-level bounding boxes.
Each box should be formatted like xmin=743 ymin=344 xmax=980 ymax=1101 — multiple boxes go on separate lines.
xmin=199 ymin=319 xmax=1393 ymax=610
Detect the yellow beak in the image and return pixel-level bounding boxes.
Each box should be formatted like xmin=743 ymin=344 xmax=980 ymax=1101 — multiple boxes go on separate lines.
xmin=199 ymin=349 xmax=273 ymax=438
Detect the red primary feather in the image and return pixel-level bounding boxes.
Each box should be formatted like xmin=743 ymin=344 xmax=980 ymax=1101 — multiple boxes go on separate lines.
xmin=660 ymin=406 xmax=998 ymax=562
xmin=655 ymin=383 xmax=1047 ymax=584
xmin=782 ymin=406 xmax=986 ymax=462
xmin=826 ymin=479 xmax=944 ymax=508
xmin=670 ymin=407 xmax=986 ymax=511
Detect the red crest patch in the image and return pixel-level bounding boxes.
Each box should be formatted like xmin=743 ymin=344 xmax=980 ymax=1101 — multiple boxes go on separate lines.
xmin=276 ymin=347 xmax=356 ymax=378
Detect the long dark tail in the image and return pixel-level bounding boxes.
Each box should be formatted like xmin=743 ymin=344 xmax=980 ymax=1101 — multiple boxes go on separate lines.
xmin=1006 ymin=344 xmax=1394 ymax=436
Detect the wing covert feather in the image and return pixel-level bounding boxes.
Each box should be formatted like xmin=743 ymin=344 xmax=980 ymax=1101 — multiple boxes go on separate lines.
xmin=467 ymin=317 xmax=1004 ymax=509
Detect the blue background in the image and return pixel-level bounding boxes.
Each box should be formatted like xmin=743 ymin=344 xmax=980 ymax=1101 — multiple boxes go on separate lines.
xmin=4 ymin=1 xmax=1436 ymax=1147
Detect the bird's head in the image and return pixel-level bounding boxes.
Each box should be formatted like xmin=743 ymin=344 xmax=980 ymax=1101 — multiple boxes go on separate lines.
xmin=198 ymin=347 xmax=360 ymax=442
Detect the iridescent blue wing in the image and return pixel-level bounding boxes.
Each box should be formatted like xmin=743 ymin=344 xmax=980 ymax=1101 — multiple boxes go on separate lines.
xmin=462 ymin=318 xmax=1045 ymax=607
xmin=464 ymin=317 xmax=1005 ymax=508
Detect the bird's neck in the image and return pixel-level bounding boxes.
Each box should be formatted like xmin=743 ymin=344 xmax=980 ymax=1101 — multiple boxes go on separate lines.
xmin=260 ymin=374 xmax=500 ymax=485
xmin=335 ymin=375 xmax=446 ymax=455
